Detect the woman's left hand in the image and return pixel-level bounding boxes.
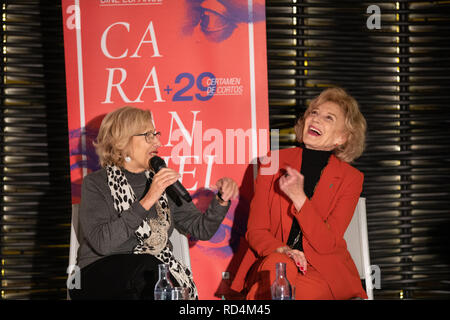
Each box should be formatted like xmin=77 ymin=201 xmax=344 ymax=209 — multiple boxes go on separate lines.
xmin=279 ymin=166 xmax=307 ymax=211
xmin=286 ymin=249 xmax=308 ymax=274
xmin=215 ymin=177 xmax=239 ymax=205
xmin=276 ymin=246 xmax=308 ymax=274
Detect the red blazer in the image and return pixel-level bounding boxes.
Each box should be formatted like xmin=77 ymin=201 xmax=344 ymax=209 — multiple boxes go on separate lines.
xmin=231 ymin=147 xmax=368 ymax=299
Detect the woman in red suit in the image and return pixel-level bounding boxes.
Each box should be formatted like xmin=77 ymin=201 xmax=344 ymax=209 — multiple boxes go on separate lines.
xmin=230 ymin=87 xmax=368 ymax=299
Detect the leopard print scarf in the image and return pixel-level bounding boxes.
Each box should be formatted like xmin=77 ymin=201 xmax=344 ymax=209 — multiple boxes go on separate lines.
xmin=106 ymin=165 xmax=198 ymax=300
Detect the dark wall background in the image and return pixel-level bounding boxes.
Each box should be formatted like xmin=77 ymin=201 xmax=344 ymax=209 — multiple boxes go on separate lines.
xmin=0 ymin=0 xmax=449 ymax=299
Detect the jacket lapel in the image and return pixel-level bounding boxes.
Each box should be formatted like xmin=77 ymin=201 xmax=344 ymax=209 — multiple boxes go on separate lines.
xmin=310 ymin=155 xmax=343 ymax=220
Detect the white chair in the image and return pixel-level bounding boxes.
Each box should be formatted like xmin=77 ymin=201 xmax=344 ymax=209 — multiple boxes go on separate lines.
xmin=344 ymin=197 xmax=375 ymax=300
xmin=67 ymin=204 xmax=80 ymax=279
xmin=169 ymin=227 xmax=192 ymax=271
xmin=67 ymin=203 xmax=192 ymax=298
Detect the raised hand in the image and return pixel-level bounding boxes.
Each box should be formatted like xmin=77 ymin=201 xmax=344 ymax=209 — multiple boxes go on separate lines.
xmin=215 ymin=177 xmax=239 ymax=205
xmin=278 ymin=166 xmax=307 ymax=211
xmin=140 ymin=168 xmax=180 ymax=210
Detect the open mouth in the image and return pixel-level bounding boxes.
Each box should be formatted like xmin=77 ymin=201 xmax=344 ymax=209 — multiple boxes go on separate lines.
xmin=308 ymin=126 xmax=322 ymax=136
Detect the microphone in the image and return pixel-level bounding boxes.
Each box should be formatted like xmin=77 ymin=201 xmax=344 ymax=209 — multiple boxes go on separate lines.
xmin=149 ymin=156 xmax=193 ymax=204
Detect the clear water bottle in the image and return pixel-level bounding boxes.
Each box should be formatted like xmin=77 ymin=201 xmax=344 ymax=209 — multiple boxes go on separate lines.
xmin=271 ymin=262 xmax=293 ymax=300
xmin=154 ymin=264 xmax=174 ymax=300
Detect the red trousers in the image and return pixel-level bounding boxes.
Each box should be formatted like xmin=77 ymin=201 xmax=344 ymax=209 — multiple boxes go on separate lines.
xmin=246 ymin=252 xmax=334 ymax=300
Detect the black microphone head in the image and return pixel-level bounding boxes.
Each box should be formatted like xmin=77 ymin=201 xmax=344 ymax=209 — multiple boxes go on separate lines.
xmin=149 ymin=155 xmax=166 ymax=172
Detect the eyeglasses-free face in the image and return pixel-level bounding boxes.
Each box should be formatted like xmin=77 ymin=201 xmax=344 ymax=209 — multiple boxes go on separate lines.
xmin=133 ymin=130 xmax=161 ymax=144
xmin=302 ymin=101 xmax=347 ymax=151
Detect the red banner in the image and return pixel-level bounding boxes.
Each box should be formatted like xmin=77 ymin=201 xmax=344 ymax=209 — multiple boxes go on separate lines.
xmin=62 ymin=0 xmax=269 ymax=299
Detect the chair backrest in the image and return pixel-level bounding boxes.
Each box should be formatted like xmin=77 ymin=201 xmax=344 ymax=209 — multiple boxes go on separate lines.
xmin=169 ymin=228 xmax=192 ymax=271
xmin=343 ymin=197 xmax=374 ymax=300
xmin=67 ymin=203 xmax=192 ymax=297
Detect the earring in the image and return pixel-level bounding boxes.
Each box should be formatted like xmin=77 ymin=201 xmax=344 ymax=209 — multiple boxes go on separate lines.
xmin=125 ymin=156 xmax=131 ymax=163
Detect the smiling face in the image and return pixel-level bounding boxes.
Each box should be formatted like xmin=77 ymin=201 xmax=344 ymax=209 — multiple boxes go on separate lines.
xmin=123 ymin=124 xmax=162 ymax=173
xmin=302 ymin=101 xmax=348 ymax=151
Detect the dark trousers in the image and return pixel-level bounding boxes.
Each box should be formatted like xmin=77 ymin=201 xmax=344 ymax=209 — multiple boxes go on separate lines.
xmin=68 ymin=254 xmax=178 ymax=300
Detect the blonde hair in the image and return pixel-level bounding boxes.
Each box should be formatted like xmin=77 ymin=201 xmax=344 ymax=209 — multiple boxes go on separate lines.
xmin=294 ymin=87 xmax=367 ymax=163
xmin=94 ymin=106 xmax=153 ymax=167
